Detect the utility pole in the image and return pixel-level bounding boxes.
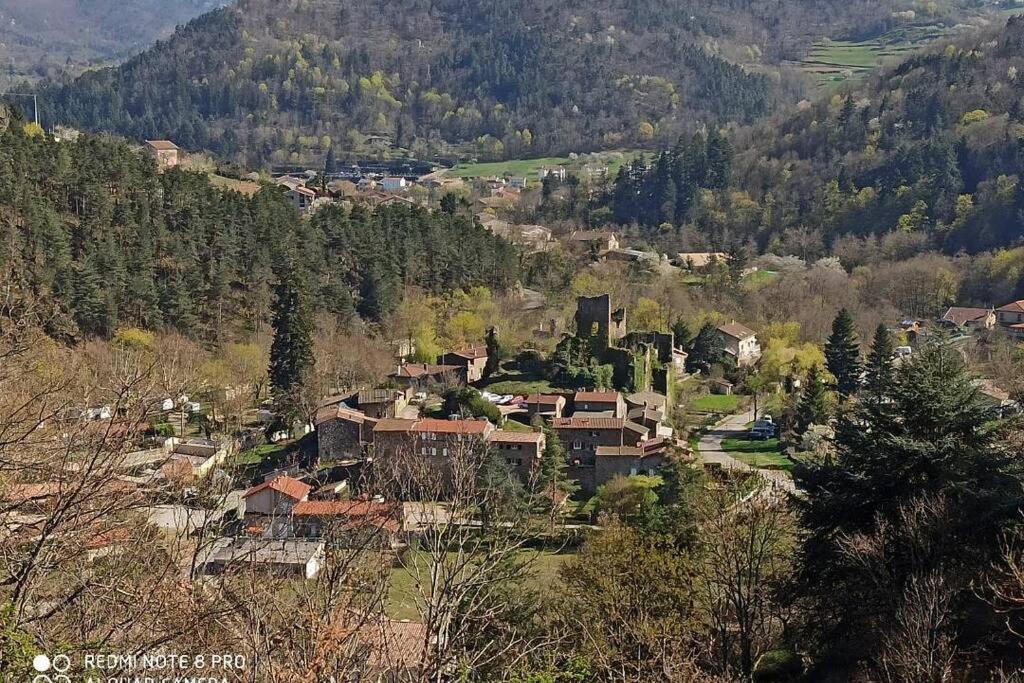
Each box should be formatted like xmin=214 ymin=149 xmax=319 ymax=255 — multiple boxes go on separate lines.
xmin=0 ymin=92 xmax=38 ymax=125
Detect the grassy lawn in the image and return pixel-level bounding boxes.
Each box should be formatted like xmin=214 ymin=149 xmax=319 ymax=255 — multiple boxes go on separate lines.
xmin=477 ymin=368 xmax=561 ymax=396
xmin=230 ymin=442 xmax=288 ymax=467
xmin=690 ymin=394 xmax=742 ymax=413
xmin=720 ymin=436 xmax=794 ymax=472
xmin=448 ymin=149 xmax=643 ymax=180
xmin=743 ymin=269 xmax=779 ymax=290
xmin=387 ymin=550 xmax=573 ymax=620
xmin=500 ymin=419 xmax=534 ymax=432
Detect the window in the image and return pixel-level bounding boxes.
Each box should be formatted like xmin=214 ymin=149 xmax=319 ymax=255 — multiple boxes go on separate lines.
xmin=589 ymin=431 xmax=599 ymax=437
xmin=420 ymin=447 xmax=428 ymax=455
xmin=630 ymin=467 xmax=638 ymax=476
xmin=572 ymin=440 xmax=582 ymax=450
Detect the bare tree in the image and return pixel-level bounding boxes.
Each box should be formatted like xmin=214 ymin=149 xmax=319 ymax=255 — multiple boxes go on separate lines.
xmin=694 ymin=478 xmax=796 ymax=678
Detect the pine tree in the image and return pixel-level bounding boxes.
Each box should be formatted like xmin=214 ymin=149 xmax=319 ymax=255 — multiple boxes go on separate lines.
xmin=825 ymin=308 xmax=862 ymax=396
xmin=538 ymin=427 xmax=578 ymax=527
xmin=686 ymin=323 xmax=724 ymax=374
xmin=484 ymin=326 xmax=500 ymax=379
xmin=864 ymin=323 xmax=895 ymax=402
xmin=671 ymin=318 xmax=693 ymax=350
xmin=795 ymin=365 xmax=831 ymax=434
xmin=794 ymin=344 xmax=1024 ymax=664
xmin=269 ymin=254 xmax=316 ymax=431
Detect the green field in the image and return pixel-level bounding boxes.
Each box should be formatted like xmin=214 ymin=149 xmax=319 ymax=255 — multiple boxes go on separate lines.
xmin=690 ymin=394 xmax=743 ymax=413
xmin=799 ymin=25 xmax=955 ymax=90
xmin=448 ymin=149 xmax=643 ymax=181
xmin=720 ymin=436 xmax=794 ymax=472
xmin=387 ymin=550 xmax=572 ymax=620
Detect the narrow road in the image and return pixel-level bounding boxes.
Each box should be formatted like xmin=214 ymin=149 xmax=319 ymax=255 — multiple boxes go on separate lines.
xmin=698 ymin=410 xmax=796 ymax=492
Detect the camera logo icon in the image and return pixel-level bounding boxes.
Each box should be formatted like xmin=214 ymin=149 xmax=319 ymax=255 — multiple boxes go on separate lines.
xmin=32 ymin=653 xmax=71 ymax=682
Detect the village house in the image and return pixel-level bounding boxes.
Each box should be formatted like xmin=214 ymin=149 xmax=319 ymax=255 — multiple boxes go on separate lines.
xmin=716 ymin=322 xmax=762 ymax=367
xmin=291 ymin=500 xmax=403 ymax=548
xmin=941 ymin=306 xmax=996 ymax=332
xmin=551 ymin=416 xmax=649 ymax=496
xmin=487 ymin=430 xmax=545 ymax=482
xmin=603 ymin=248 xmax=659 ymax=266
xmin=595 ymin=438 xmax=670 ymax=484
xmin=200 ymin=538 xmax=325 ymax=580
xmin=567 ymin=230 xmax=620 ymax=253
xmin=315 ymin=405 xmax=377 ymax=462
xmin=373 ymin=418 xmax=495 ymax=459
xmin=145 ymin=140 xmax=180 ymax=168
xmin=674 ymin=252 xmax=727 ymax=270
xmin=381 ymin=177 xmax=408 ymax=192
xmin=242 ymin=475 xmax=311 ymax=528
xmin=439 ymin=347 xmax=489 ymax=383
xmin=996 ymin=300 xmax=1024 ymax=339
xmin=389 ymin=362 xmax=465 ymax=389
xmin=573 ymin=390 xmax=626 ymax=418
xmin=356 ymin=388 xmax=407 ymax=419
xmin=538 ymin=167 xmax=567 ymax=182
xmin=163 ymin=438 xmax=229 ymax=480
xmin=524 ymin=394 xmax=567 ymax=420
xmin=275 ymin=176 xmax=317 ymax=213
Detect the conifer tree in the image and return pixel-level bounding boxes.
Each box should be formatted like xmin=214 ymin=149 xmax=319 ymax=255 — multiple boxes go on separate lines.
xmin=686 ymin=323 xmax=723 ymax=374
xmin=825 ymin=308 xmax=862 ymax=396
xmin=269 ymin=253 xmax=316 ymax=431
xmin=484 ymin=326 xmax=500 ymax=380
xmin=795 ymin=365 xmax=831 ymax=434
xmin=863 ymin=323 xmax=895 ymax=402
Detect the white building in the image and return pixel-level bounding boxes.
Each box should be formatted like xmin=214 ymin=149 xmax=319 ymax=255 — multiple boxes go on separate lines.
xmin=381 ymin=177 xmax=408 ymax=192
xmin=716 ymin=322 xmax=762 ymax=367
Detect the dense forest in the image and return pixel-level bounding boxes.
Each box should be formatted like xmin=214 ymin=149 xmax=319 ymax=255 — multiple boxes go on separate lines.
xmin=0 ymin=109 xmax=517 ymax=342
xmin=611 ymin=16 xmax=1024 ymax=255
xmin=0 ymin=0 xmax=224 ymax=81
xmin=37 ymin=0 xmax=977 ymax=166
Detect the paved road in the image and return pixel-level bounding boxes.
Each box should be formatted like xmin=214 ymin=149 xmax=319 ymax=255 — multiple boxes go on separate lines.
xmin=698 ymin=410 xmax=796 ymax=492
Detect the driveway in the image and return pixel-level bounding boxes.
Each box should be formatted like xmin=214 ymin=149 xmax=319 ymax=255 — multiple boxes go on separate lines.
xmin=698 ymin=410 xmax=796 ymax=492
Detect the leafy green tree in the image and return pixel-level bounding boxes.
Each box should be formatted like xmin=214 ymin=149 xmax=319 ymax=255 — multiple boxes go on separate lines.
xmin=794 ymin=365 xmax=831 ymax=434
xmin=268 ymin=254 xmax=316 ymax=430
xmin=537 ymin=427 xmax=578 ymax=526
xmin=686 ymin=322 xmax=723 ymax=374
xmin=824 ymin=308 xmax=862 ymax=396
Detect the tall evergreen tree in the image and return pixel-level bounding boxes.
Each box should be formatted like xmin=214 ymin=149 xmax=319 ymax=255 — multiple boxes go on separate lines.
xmin=686 ymin=323 xmax=723 ymax=374
xmin=484 ymin=326 xmax=501 ymax=380
xmin=863 ymin=323 xmax=895 ymax=402
xmin=795 ymin=365 xmax=831 ymax=434
xmin=793 ymin=344 xmax=1024 ymax=670
xmin=671 ymin=318 xmax=693 ymax=351
xmin=268 ymin=254 xmax=316 ymax=430
xmin=824 ymin=308 xmax=862 ymax=396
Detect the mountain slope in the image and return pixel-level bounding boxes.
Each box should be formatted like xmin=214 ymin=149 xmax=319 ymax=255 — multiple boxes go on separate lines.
xmin=0 ymin=0 xmax=224 ymax=81
xmin=720 ymin=15 xmax=1024 ymax=254
xmin=39 ymin=0 xmax=975 ymax=166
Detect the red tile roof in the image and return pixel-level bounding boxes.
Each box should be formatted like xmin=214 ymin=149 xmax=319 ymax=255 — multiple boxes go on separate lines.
xmin=373 ymin=418 xmax=417 ymax=433
xmin=292 ymin=500 xmax=401 ymax=533
xmin=146 ymin=140 xmax=179 ymax=151
xmin=551 ymin=417 xmax=625 ymax=430
xmin=574 ymin=390 xmax=620 ymax=402
xmin=526 ymin=393 xmax=565 ymax=405
xmin=998 ymin=300 xmax=1024 ymax=313
xmin=446 ymin=346 xmax=488 ymax=361
xmin=488 ymin=430 xmax=544 ymax=444
xmin=315 ymin=405 xmax=369 ymax=426
xmin=413 ymin=418 xmax=491 ymax=435
xmin=392 ymin=363 xmax=461 ymax=378
xmin=942 ymin=307 xmax=992 ymax=326
xmin=242 ymin=475 xmax=311 ymax=501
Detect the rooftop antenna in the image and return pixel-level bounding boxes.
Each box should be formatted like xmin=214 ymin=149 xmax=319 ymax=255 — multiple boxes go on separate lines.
xmin=0 ymin=92 xmax=38 ymax=125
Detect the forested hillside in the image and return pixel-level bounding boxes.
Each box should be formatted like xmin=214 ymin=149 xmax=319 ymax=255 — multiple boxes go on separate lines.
xmin=605 ymin=16 xmax=1024 ymax=256
xmin=0 ymin=109 xmax=517 ymax=342
xmin=39 ymin=0 xmax=976 ymax=166
xmin=0 ymin=0 xmax=224 ymax=81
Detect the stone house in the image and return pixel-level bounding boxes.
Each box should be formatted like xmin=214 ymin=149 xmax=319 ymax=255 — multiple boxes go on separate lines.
xmin=487 ymin=430 xmax=546 ymax=482
xmin=315 ymin=405 xmax=377 ymax=462
xmin=438 ymin=347 xmax=489 ymax=383
xmin=145 ymin=140 xmax=180 ymax=168
xmin=573 ymin=390 xmax=626 ymax=417
xmin=551 ymin=417 xmax=649 ymax=496
xmin=524 ymin=394 xmax=567 ymax=420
